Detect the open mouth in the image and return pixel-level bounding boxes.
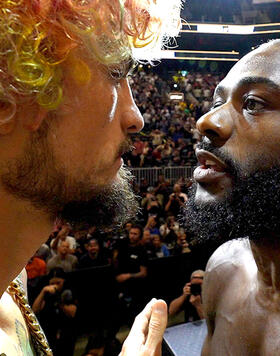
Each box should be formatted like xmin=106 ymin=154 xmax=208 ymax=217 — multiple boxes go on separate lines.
xmin=193 ymin=149 xmax=229 ymax=183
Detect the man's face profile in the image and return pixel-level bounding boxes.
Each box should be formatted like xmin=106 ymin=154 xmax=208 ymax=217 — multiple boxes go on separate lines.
xmin=0 ymin=0 xmax=182 ymax=233
xmin=184 ymin=40 xmax=280 ymax=244
xmin=1 ymin=55 xmax=142 ymax=230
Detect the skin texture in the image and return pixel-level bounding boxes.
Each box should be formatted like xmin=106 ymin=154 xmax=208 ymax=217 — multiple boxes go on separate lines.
xmin=0 ymin=271 xmax=34 ymax=355
xmin=121 ymin=299 xmax=167 ymax=356
xmin=193 ymin=41 xmax=280 ymax=355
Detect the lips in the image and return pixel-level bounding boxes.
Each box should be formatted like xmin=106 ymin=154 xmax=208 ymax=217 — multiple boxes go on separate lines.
xmin=193 ymin=149 xmax=229 ymax=183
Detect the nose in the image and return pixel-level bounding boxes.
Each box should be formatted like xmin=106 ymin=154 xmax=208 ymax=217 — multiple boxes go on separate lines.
xmin=196 ymin=104 xmax=234 ymax=146
xmin=119 ymin=79 xmax=144 ymax=134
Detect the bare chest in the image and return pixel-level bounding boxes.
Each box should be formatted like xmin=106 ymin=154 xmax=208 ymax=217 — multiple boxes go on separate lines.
xmin=211 ymin=290 xmax=280 ymax=356
xmin=0 ymin=291 xmax=35 ymax=355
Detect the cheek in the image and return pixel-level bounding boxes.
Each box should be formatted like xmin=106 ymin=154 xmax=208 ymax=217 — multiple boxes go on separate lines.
xmin=229 ymin=117 xmax=280 ymax=171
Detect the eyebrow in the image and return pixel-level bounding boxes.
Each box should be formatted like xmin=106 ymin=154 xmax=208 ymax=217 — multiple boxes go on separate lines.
xmin=238 ymin=76 xmax=280 ymax=91
xmin=214 ymin=76 xmax=280 ymax=99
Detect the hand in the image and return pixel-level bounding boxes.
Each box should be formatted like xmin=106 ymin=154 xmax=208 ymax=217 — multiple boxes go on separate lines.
xmin=43 ymin=285 xmax=57 ymax=295
xmin=116 ymin=273 xmax=131 ymax=283
xmin=120 ymin=299 xmax=167 ymax=356
xmin=189 ymin=294 xmax=202 ymax=308
xmin=183 ymin=282 xmax=191 ymax=296
xmin=62 ymin=304 xmax=77 ymax=318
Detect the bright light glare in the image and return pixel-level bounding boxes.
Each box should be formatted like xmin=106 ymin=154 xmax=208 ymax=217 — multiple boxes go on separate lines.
xmin=197 ymin=24 xmax=254 ymax=34
xmin=169 ymin=92 xmax=184 ymax=101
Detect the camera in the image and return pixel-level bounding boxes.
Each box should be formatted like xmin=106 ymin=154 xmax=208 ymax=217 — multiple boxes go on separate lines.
xmin=190 ymin=283 xmax=201 ymax=296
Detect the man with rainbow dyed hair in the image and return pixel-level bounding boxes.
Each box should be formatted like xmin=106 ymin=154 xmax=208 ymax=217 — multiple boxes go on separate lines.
xmin=0 ymin=0 xmax=182 ymax=355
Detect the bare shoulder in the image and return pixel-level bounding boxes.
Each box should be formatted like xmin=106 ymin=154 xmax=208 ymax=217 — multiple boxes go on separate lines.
xmin=203 ymin=239 xmax=257 ymax=314
xmin=206 ymin=238 xmax=254 ymax=273
xmin=202 ymin=238 xmax=257 ymax=344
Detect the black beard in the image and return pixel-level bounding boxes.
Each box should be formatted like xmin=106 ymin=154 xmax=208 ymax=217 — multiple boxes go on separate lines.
xmin=184 ymin=146 xmax=280 ymax=246
xmin=1 ymin=121 xmax=139 ymax=232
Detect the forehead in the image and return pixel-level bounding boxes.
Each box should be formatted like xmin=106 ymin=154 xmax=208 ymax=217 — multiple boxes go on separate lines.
xmin=219 ymin=43 xmax=280 ymax=93
xmin=50 ymin=277 xmax=64 ymax=284
xmin=60 ymin=242 xmax=69 ymax=247
xmin=130 ymin=228 xmax=140 ymax=233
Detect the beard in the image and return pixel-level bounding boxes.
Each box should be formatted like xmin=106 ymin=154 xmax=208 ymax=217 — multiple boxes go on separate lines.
xmin=1 ymin=120 xmax=139 ymax=231
xmin=183 ymin=140 xmax=280 ymax=246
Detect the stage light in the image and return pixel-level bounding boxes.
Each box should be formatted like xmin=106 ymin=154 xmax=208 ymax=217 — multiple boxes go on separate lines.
xmin=169 ymin=92 xmax=184 ymax=101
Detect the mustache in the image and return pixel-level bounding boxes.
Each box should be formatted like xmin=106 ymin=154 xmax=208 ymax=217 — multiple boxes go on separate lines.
xmin=116 ymin=138 xmax=135 ymax=159
xmin=196 ymin=139 xmax=241 ymax=177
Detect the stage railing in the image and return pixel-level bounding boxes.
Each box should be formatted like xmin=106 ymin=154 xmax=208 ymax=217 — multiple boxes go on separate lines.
xmin=130 ymin=166 xmax=195 ymax=185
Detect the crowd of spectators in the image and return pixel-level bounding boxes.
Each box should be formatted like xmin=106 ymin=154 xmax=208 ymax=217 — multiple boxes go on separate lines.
xmin=125 ymin=69 xmax=224 ymax=168
xmin=182 ymin=0 xmax=279 ymax=24
xmin=25 ymin=67 xmax=224 ymax=355
xmin=26 ymin=178 xmax=202 ymax=355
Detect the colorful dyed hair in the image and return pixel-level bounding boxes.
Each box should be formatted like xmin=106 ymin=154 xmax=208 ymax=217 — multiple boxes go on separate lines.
xmin=0 ymin=0 xmax=182 ymax=120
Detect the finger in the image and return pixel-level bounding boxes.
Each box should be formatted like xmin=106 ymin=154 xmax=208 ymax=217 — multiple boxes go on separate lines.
xmin=130 ymin=298 xmax=157 ymax=337
xmin=123 ymin=299 xmax=158 ymax=350
xmin=144 ymin=299 xmax=167 ymax=355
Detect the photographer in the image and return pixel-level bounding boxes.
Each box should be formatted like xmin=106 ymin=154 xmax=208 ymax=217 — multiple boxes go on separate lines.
xmin=32 ymin=268 xmax=77 ymax=355
xmin=165 ymin=184 xmax=188 ymax=217
xmin=169 ymin=270 xmax=204 ymax=322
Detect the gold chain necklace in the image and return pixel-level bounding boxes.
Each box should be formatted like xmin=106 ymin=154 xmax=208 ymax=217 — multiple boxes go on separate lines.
xmin=7 ymin=278 xmax=53 ymax=356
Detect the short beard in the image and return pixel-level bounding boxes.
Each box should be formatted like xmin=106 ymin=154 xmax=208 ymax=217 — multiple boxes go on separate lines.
xmin=184 ymin=144 xmax=280 ymax=245
xmin=1 ymin=121 xmax=139 ymax=231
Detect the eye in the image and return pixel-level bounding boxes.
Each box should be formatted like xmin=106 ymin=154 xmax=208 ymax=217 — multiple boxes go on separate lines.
xmin=109 ymin=70 xmax=122 ymax=85
xmin=243 ymin=97 xmax=265 ymax=113
xmin=211 ymin=101 xmax=224 ymax=110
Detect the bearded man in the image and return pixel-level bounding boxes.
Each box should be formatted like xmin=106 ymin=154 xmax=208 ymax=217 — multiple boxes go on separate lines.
xmin=0 ymin=1 xmax=181 ymax=355
xmin=184 ymin=39 xmax=280 ymax=355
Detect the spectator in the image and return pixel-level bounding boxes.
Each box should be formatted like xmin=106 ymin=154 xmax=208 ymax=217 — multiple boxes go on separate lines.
xmin=78 ymin=238 xmax=110 ymax=269
xmin=153 ymin=174 xmax=170 ymax=207
xmin=151 ymin=235 xmax=170 ymax=258
xmin=35 ymin=243 xmax=52 ymax=262
xmin=141 ymin=229 xmax=155 ymax=259
xmin=172 ymin=231 xmax=192 ymax=255
xmin=141 ymin=190 xmax=161 ymax=219
xmin=73 ymin=228 xmax=92 ymax=260
xmin=165 ymin=183 xmax=188 ymax=217
xmin=47 ymin=241 xmax=78 ymax=273
xmin=169 ymin=270 xmax=205 ymax=322
xmin=32 ymin=268 xmax=77 ymax=355
xmin=160 ymin=215 xmax=180 ymax=238
xmin=50 ymin=224 xmax=76 ymax=254
xmin=113 ymin=225 xmax=148 ymax=323
xmin=144 ymin=216 xmax=160 ymax=236
xmin=150 ymin=129 xmax=165 ymax=147
xmin=26 ymin=256 xmax=46 ymax=280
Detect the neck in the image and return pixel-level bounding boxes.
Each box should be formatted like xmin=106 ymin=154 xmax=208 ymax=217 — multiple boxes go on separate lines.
xmin=250 ymin=237 xmax=280 ymax=291
xmin=0 ymin=190 xmax=52 ymax=296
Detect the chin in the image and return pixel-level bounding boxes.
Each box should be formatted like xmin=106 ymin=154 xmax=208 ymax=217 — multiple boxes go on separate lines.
xmin=195 ymin=183 xmax=230 ymax=204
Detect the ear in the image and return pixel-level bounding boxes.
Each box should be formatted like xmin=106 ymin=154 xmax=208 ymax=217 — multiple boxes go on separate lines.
xmin=22 ymin=106 xmax=48 ymax=132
